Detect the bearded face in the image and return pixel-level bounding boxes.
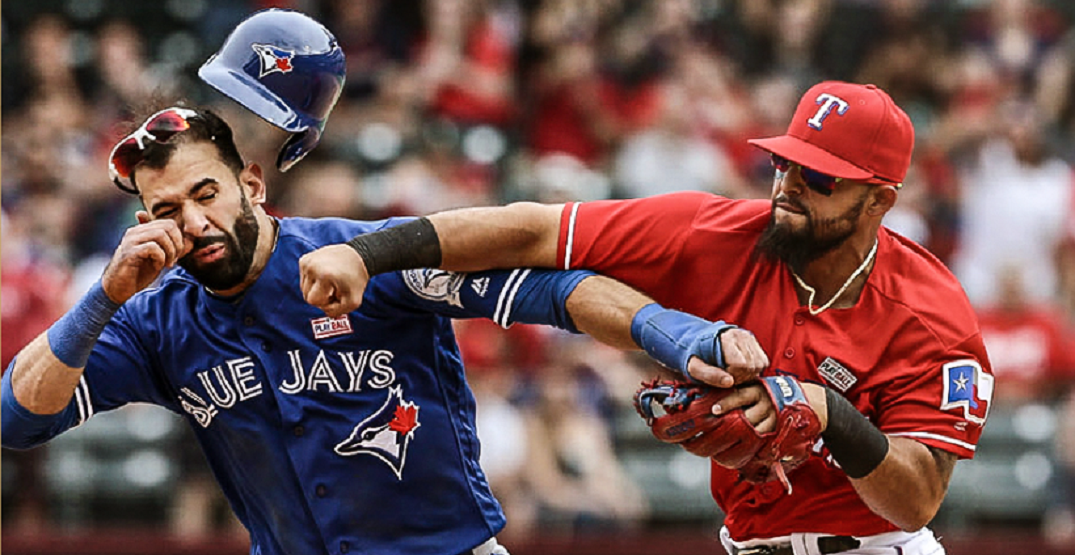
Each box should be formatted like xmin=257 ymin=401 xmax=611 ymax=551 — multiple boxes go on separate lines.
xmin=754 ymin=191 xmax=868 ymax=272
xmin=177 ymin=193 xmax=260 ymax=291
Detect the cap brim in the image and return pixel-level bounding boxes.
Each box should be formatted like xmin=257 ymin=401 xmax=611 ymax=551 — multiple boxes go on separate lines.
xmin=198 ymin=57 xmax=307 ymax=133
xmin=748 ymin=135 xmax=873 ymax=181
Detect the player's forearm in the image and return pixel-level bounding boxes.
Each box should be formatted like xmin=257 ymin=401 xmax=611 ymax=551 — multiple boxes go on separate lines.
xmin=566 ymin=276 xmax=653 ymax=350
xmin=428 ymin=202 xmax=563 ymax=271
xmin=812 ymin=386 xmax=952 ymax=530
xmin=344 ymin=203 xmax=561 ymax=279
xmin=9 ymin=334 xmax=86 ymax=414
xmin=9 ymin=280 xmax=120 ymax=414
xmin=848 ymin=437 xmax=951 ymax=531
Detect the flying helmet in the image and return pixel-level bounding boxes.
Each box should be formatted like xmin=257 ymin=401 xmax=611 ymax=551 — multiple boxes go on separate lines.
xmin=199 ymin=8 xmax=345 ymax=171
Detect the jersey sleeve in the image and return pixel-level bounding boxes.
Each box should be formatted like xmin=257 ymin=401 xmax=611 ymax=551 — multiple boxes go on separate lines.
xmin=874 ymin=333 xmax=994 ymax=459
xmin=83 ymin=305 xmax=179 ymax=411
xmin=1 ymin=305 xmax=177 ymax=450
xmin=557 ymin=192 xmax=710 ymax=273
xmin=370 ymin=268 xmax=594 ymax=331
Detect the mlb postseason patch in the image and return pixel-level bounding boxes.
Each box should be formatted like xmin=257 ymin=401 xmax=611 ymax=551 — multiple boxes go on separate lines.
xmin=817 ymin=357 xmax=857 ymax=392
xmin=402 ymin=269 xmax=466 ymax=307
xmin=940 ymin=360 xmax=992 ymax=425
xmin=311 ymin=315 xmax=353 ymax=340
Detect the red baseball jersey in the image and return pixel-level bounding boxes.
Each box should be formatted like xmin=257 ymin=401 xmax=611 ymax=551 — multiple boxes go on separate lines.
xmin=556 ymin=192 xmax=993 ymax=540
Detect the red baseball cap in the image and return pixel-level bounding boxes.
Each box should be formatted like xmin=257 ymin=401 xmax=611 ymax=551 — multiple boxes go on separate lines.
xmin=749 ymin=81 xmax=914 ymax=185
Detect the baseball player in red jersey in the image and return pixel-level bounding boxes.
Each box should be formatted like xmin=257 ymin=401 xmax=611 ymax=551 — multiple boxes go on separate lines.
xmin=299 ymin=81 xmax=992 ymax=555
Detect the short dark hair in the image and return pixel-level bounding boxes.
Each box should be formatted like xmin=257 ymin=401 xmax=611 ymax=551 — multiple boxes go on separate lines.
xmin=128 ymin=106 xmax=245 ymax=190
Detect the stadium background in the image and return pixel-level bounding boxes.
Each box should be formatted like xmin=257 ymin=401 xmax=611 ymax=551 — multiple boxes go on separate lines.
xmin=3 ymin=0 xmax=1075 ymax=554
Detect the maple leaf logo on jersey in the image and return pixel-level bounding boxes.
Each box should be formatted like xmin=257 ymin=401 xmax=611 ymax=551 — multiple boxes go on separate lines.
xmin=251 ymin=44 xmax=295 ymax=77
xmin=940 ymin=360 xmax=993 ymax=425
xmin=335 ymin=386 xmax=422 ymax=479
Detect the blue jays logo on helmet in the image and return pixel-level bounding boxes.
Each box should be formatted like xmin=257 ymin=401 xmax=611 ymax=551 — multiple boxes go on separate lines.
xmin=335 ymin=386 xmax=422 ymax=479
xmin=252 ymin=44 xmax=295 ymax=77
xmin=198 ymin=8 xmax=345 ymax=172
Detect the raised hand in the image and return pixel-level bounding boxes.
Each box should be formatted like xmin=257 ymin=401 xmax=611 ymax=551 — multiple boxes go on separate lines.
xmin=101 ymin=211 xmax=189 ymax=304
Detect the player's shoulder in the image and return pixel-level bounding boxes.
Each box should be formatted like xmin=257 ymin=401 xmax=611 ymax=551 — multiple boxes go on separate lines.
xmin=606 ymin=191 xmax=770 ymax=234
xmin=278 ymin=215 xmax=417 ymax=249
xmin=692 ymin=194 xmax=771 ymax=234
xmin=871 ymin=227 xmax=979 ymax=340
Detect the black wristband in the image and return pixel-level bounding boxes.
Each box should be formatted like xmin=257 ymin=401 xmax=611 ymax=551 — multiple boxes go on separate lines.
xmin=346 ymin=217 xmax=442 ymax=276
xmin=821 ymin=387 xmax=890 ymax=479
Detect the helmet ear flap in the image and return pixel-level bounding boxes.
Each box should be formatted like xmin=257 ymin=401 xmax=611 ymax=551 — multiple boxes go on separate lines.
xmin=198 ymin=8 xmax=345 ymax=171
xmin=276 ymin=128 xmax=321 ymax=173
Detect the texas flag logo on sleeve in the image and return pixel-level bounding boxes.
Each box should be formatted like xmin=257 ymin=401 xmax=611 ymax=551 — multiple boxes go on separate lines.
xmin=940 ymin=360 xmax=993 ymax=425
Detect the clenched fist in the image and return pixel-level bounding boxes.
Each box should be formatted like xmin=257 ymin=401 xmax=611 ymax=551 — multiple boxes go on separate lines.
xmin=299 ymin=244 xmax=370 ymax=317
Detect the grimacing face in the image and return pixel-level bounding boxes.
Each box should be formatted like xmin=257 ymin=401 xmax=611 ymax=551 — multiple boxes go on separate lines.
xmin=175 ymin=194 xmax=259 ymax=291
xmin=136 ymin=141 xmax=262 ymax=292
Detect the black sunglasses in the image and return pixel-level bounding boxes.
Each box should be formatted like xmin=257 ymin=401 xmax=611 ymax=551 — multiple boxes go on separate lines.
xmin=770 ymin=154 xmax=842 ymax=196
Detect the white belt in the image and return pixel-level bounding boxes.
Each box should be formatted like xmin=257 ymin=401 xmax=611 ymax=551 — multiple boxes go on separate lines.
xmin=721 ymin=526 xmax=943 ymax=555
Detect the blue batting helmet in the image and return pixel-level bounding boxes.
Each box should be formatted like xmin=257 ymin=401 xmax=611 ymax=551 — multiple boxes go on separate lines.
xmin=198 ymin=8 xmax=345 ymax=172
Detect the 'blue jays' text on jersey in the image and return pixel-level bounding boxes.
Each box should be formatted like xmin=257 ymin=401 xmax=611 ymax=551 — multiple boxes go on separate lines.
xmin=1 ymin=217 xmax=591 ymax=555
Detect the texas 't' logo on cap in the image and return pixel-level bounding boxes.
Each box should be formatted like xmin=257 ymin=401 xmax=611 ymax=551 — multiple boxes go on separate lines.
xmin=252 ymin=43 xmax=295 ymax=78
xmin=748 ymin=81 xmax=914 ymax=186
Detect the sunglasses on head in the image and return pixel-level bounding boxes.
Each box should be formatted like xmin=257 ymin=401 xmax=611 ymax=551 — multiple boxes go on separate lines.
xmin=770 ymin=153 xmax=841 ymax=196
xmin=109 ymin=107 xmax=200 ymax=194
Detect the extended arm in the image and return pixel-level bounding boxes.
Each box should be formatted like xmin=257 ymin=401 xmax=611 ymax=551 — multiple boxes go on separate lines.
xmin=300 ymin=205 xmax=768 ymax=385
xmin=568 ymin=277 xmax=768 ymax=384
xmin=300 ymin=203 xmax=561 ymax=318
xmin=384 ymin=266 xmax=765 ymax=385
xmin=429 ymin=202 xmax=563 ymax=270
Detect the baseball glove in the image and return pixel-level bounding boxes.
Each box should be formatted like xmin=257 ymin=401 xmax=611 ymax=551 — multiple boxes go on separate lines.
xmin=633 ymin=375 xmax=821 ymax=494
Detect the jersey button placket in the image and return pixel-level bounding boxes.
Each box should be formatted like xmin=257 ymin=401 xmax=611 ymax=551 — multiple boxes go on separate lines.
xmin=784 ymin=347 xmax=795 ymax=359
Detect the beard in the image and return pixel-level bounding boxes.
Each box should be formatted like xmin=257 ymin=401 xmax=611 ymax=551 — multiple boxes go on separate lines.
xmin=178 ymin=194 xmax=261 ymax=291
xmin=754 ymin=193 xmax=867 ymax=272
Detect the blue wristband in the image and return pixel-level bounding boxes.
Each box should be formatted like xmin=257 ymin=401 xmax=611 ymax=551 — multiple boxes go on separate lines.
xmin=46 ymin=281 xmax=122 ymax=368
xmin=630 ymin=303 xmax=736 ymax=380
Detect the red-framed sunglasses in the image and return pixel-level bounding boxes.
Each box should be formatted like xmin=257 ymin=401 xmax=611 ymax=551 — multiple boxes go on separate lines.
xmin=108 ymin=107 xmax=200 ymax=194
xmin=770 ymin=153 xmax=842 ymax=196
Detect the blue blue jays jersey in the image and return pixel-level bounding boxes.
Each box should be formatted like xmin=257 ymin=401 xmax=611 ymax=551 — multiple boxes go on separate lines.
xmin=2 ymin=217 xmax=591 ymax=555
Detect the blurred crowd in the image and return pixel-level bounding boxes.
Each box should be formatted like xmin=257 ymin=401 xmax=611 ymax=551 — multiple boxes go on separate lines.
xmin=3 ymin=0 xmax=1075 ymax=549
